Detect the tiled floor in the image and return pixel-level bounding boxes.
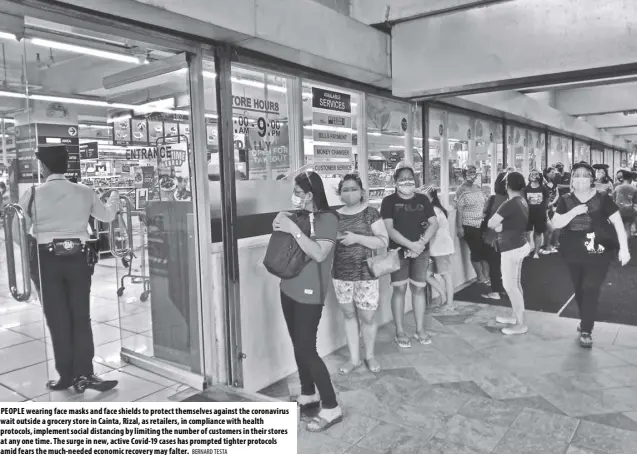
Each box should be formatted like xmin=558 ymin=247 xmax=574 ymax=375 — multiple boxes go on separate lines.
xmin=260 ymin=302 xmax=637 ymax=454
xmin=0 ymin=232 xmax=200 ymax=403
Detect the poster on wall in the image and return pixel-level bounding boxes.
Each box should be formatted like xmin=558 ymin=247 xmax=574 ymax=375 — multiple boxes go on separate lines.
xmin=232 ymin=91 xmax=289 ymax=180
xmin=13 ymin=124 xmax=37 ymax=183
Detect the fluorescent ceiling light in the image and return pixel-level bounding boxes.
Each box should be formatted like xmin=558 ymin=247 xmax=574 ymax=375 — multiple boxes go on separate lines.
xmin=389 ymin=145 xmax=405 ymax=149
xmin=0 ymin=31 xmax=19 ymax=41
xmin=30 ymin=94 xmax=109 ymax=107
xmin=79 ymin=124 xmax=112 ymax=129
xmin=30 ymin=38 xmax=142 ymax=64
xmin=0 ymin=90 xmax=26 ymax=99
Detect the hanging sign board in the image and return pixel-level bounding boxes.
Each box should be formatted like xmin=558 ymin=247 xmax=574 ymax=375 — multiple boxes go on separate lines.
xmin=312 ymin=112 xmax=352 ymax=129
xmin=312 ymin=129 xmax=352 ymax=144
xmin=311 ymin=88 xmax=351 ymax=113
xmin=312 ymin=163 xmax=354 ymax=175
xmin=313 ymin=146 xmax=353 ymax=162
xmin=79 ymin=142 xmax=98 ymax=160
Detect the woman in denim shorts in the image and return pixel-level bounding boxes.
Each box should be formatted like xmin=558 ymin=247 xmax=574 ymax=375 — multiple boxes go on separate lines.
xmin=380 ymin=163 xmax=439 ymax=348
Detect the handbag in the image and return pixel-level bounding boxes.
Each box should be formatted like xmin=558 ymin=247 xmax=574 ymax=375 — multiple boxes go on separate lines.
xmin=480 ymin=195 xmax=496 ymax=233
xmin=589 ymin=195 xmax=620 ymax=251
xmin=366 ymin=248 xmax=402 ymax=279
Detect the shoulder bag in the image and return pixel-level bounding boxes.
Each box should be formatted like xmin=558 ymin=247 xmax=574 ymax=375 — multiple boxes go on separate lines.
xmin=589 ymin=193 xmax=620 ymax=251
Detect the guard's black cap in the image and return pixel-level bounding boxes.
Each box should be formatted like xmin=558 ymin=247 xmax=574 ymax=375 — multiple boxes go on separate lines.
xmin=592 ymin=163 xmax=610 ymax=171
xmin=36 ymin=145 xmax=68 ymax=174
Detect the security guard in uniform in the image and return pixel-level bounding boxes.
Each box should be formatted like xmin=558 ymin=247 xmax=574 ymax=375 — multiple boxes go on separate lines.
xmin=17 ymin=145 xmax=121 ymax=393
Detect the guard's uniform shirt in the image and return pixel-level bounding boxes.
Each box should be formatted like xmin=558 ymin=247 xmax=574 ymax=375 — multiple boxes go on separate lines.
xmin=17 ymin=174 xmax=120 ymax=383
xmin=18 ymin=174 xmax=119 ymax=242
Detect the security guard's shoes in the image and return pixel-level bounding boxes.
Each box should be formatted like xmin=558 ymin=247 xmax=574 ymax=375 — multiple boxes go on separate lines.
xmin=73 ymin=375 xmax=118 ymax=393
xmin=46 ymin=378 xmax=74 ymax=391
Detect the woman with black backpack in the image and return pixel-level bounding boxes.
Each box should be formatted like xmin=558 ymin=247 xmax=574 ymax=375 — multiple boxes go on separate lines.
xmin=271 ymin=171 xmax=342 ymax=432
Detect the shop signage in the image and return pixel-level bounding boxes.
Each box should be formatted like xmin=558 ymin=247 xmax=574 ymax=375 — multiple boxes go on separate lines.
xmin=311 ymin=88 xmax=351 ymax=113
xmin=313 ymin=146 xmax=353 ymax=162
xmin=125 ymin=144 xmax=186 ymax=165
xmin=312 ymin=163 xmax=354 ymax=175
xmin=312 ymin=129 xmax=352 ymax=144
xmin=79 ymin=142 xmax=98 ymax=160
xmin=232 ymin=96 xmax=280 ymax=115
xmin=312 ymin=112 xmax=352 ymax=129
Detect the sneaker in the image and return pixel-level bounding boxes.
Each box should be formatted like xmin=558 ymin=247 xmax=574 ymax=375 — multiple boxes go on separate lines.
xmin=539 ymin=248 xmax=552 ymax=255
xmin=502 ymin=324 xmax=528 ymax=335
xmin=496 ymin=315 xmax=517 ymax=325
xmin=482 ymin=292 xmax=502 ymax=300
xmin=533 ymin=253 xmax=540 ymax=259
xmin=580 ymin=332 xmax=593 ymax=348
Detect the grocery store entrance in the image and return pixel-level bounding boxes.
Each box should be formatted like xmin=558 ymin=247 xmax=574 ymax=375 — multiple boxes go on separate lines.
xmin=0 ymin=12 xmax=215 ymax=401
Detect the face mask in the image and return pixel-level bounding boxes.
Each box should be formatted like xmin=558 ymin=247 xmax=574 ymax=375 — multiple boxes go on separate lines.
xmin=572 ymin=178 xmax=590 ymax=191
xmin=465 ymin=174 xmax=476 ymax=182
xmin=291 ymin=194 xmax=305 ymax=208
xmin=397 ymin=180 xmax=416 ymax=195
xmin=341 ymin=191 xmax=361 ymax=206
xmin=530 ymin=174 xmax=540 ymax=182
xmin=617 ymin=175 xmax=624 ymax=183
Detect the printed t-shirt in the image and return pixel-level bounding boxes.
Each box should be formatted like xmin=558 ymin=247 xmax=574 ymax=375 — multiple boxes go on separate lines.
xmin=280 ymin=210 xmax=339 ymax=304
xmin=380 ymin=192 xmax=436 ymax=250
xmin=496 ymin=196 xmax=529 ymax=252
xmin=556 ymin=192 xmax=619 ymax=263
xmin=523 ymin=185 xmax=550 ymax=217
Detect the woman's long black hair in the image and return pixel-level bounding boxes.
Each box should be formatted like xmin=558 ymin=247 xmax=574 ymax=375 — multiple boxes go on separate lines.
xmin=427 ymin=187 xmax=447 ymax=218
xmin=295 ymin=171 xmax=330 ymax=212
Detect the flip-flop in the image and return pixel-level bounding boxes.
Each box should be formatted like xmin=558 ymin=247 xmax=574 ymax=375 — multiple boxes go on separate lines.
xmin=306 ymin=414 xmax=344 ymax=432
xmin=414 ymin=333 xmax=432 ymax=345
xmin=339 ymin=362 xmax=362 ymax=375
xmin=394 ymin=335 xmax=411 ymax=348
xmin=365 ymin=357 xmax=381 ymax=373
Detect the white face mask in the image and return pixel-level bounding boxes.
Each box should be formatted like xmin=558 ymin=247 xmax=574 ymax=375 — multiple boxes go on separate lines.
xmin=397 ymin=180 xmax=416 ymax=196
xmin=572 ymin=177 xmax=590 ymax=192
xmin=291 ymin=194 xmax=305 ymax=209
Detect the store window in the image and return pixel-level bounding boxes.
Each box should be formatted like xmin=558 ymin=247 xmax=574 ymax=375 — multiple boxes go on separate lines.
xmin=548 ymin=134 xmax=570 ymax=169
xmin=591 ymin=148 xmax=604 ymax=165
xmin=604 ymin=148 xmax=614 ymax=175
xmin=448 ymin=112 xmax=471 ymax=195
xmin=574 ymin=140 xmax=590 ymax=164
xmin=472 ymin=117 xmax=494 ymax=191
xmin=527 ymin=129 xmax=543 ymax=175
xmin=506 ymin=125 xmax=527 ymax=173
xmin=365 ymin=95 xmax=415 ymax=208
xmin=614 ymin=149 xmax=622 ymax=175
xmin=427 ymin=108 xmax=445 ymax=191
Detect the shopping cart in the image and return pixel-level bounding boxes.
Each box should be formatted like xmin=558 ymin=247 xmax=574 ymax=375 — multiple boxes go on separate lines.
xmin=110 ymin=194 xmax=151 ymax=302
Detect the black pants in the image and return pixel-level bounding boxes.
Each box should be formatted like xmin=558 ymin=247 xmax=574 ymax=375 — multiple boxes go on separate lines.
xmin=483 ymin=243 xmax=505 ymax=293
xmin=32 ymin=248 xmax=94 ymax=380
xmin=566 ymin=260 xmax=611 ymax=334
xmin=280 ymin=292 xmax=337 ymax=409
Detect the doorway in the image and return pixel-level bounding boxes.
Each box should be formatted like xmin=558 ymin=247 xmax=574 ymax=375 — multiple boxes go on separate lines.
xmin=0 ymin=14 xmax=215 ymax=401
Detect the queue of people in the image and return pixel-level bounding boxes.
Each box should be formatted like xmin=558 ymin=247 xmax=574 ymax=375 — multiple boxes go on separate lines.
xmin=268 ymin=157 xmax=635 ymax=433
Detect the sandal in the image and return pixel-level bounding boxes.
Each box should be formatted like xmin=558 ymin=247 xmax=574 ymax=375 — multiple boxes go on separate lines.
xmin=338 ymin=361 xmax=362 ymax=375
xmin=306 ymin=414 xmax=344 ymax=432
xmin=414 ymin=333 xmax=432 ymax=345
xmin=365 ymin=357 xmax=381 ymax=373
xmin=394 ymin=335 xmax=411 ymax=348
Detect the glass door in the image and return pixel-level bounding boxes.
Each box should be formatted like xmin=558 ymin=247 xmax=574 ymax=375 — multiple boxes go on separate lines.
xmin=3 ymin=17 xmax=213 ymax=399
xmin=0 ymin=31 xmax=53 ymax=401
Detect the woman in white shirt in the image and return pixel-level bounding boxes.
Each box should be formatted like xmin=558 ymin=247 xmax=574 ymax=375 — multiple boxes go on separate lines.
xmin=421 ymin=186 xmax=455 ymax=309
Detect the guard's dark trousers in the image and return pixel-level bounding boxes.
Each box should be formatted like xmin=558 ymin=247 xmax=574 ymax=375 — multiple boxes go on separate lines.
xmin=36 ymin=247 xmax=94 ymax=380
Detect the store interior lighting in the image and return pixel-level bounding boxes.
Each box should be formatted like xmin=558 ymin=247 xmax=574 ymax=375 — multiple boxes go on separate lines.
xmin=30 ymin=37 xmax=143 ymax=64
xmin=0 ymin=31 xmax=19 ymax=41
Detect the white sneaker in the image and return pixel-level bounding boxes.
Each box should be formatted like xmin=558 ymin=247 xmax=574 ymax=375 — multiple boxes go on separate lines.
xmin=496 ymin=315 xmax=517 ymax=325
xmin=482 ymin=292 xmax=501 ymax=300
xmin=502 ymin=324 xmax=528 ymax=335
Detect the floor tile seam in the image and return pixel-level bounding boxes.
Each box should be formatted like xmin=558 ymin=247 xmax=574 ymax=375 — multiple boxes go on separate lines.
xmin=116 ymin=365 xmax=177 ymax=388
xmin=0 ymin=380 xmax=30 ymax=401
xmin=3 ymin=328 xmax=46 ymax=345
xmin=576 ymin=385 xmax=637 ymax=414
xmin=0 ymin=356 xmax=49 ymax=378
xmin=132 ymin=384 xmax=174 ymax=402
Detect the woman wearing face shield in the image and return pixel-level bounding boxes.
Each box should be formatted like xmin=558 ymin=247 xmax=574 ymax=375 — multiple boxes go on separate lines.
xmin=552 ymin=162 xmax=631 ymax=348
xmin=380 ymin=163 xmax=439 ymax=348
